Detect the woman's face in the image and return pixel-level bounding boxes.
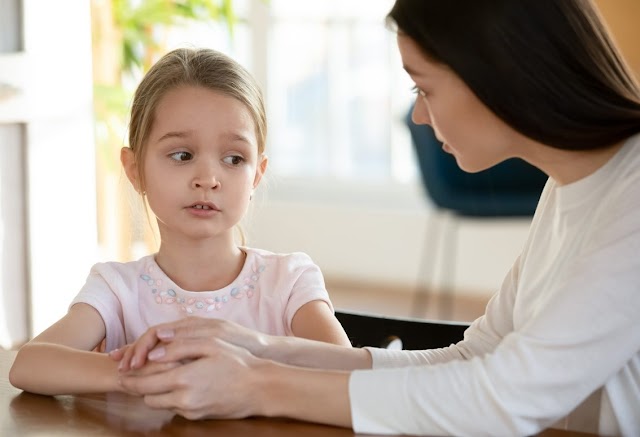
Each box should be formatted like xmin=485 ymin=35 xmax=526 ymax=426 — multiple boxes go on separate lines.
xmin=397 ymin=33 xmax=527 ymax=173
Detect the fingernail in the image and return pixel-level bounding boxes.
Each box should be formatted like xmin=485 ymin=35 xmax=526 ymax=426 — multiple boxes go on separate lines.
xmin=118 ymin=360 xmax=125 ymax=371
xmin=148 ymin=347 xmax=166 ymax=360
xmin=157 ymin=328 xmax=174 ymax=339
xmin=109 ymin=348 xmax=119 ymax=356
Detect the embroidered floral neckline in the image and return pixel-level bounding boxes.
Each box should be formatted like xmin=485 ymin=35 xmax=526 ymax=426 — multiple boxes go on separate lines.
xmin=139 ymin=256 xmax=266 ymax=314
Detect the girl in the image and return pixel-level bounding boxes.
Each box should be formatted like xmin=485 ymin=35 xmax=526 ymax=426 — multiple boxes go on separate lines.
xmin=112 ymin=1 xmax=640 ymax=436
xmin=9 ymin=48 xmax=351 ymax=395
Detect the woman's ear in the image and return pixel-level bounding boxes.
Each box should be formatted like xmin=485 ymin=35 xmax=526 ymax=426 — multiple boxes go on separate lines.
xmin=253 ymin=154 xmax=269 ymax=189
xmin=120 ymin=147 xmax=141 ymax=192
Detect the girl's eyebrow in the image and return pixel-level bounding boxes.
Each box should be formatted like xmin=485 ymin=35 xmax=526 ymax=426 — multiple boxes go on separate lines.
xmin=157 ymin=130 xmax=192 ymax=142
xmin=156 ymin=130 xmax=254 ymax=145
xmin=222 ymin=132 xmax=253 ymax=144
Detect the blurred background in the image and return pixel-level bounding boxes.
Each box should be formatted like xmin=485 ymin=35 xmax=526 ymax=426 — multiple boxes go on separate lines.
xmin=1 ymin=0 xmax=638 ymax=349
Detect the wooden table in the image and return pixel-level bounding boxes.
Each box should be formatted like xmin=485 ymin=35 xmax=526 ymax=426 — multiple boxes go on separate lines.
xmin=0 ymin=349 xmax=595 ymax=436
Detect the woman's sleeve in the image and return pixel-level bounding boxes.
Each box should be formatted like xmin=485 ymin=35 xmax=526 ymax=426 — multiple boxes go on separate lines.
xmin=349 ymin=220 xmax=640 ymax=435
xmin=367 ymin=255 xmax=521 ymax=368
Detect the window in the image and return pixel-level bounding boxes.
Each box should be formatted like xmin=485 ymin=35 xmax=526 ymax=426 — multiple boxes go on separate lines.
xmin=266 ymin=0 xmax=417 ymax=184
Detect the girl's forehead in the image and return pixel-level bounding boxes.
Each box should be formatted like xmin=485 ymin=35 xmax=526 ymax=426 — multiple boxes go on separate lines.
xmin=145 ymin=87 xmax=258 ymax=148
xmin=154 ymin=86 xmax=253 ymax=124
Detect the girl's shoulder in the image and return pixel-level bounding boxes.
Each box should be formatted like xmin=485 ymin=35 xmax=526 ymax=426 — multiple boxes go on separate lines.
xmin=87 ymin=254 xmax=157 ymax=285
xmin=241 ymin=246 xmax=319 ymax=273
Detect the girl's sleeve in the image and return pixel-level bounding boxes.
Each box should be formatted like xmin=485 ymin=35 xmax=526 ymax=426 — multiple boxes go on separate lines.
xmin=281 ymin=252 xmax=334 ymax=334
xmin=69 ymin=264 xmax=126 ymax=352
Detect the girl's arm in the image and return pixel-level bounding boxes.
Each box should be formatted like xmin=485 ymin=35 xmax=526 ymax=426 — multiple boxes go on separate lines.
xmin=290 ymin=300 xmax=352 ymax=346
xmin=9 ymin=303 xmax=121 ymax=395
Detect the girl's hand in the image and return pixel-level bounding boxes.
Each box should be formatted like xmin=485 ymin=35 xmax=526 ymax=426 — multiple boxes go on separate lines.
xmin=118 ymin=337 xmax=267 ymax=419
xmin=108 ymin=344 xmax=129 ymax=362
xmin=116 ymin=317 xmax=271 ymax=372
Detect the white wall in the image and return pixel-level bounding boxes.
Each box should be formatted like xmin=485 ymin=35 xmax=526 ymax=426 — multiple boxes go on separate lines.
xmin=0 ymin=125 xmax=27 ymax=348
xmin=247 ymin=180 xmax=531 ymax=297
xmin=22 ymin=1 xmax=98 ymax=337
xmin=0 ymin=1 xmax=98 ymax=347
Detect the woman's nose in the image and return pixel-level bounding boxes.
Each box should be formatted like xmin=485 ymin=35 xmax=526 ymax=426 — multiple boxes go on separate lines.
xmin=412 ymin=96 xmax=432 ymax=126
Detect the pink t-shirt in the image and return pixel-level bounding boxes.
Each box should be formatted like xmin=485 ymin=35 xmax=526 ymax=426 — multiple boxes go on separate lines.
xmin=70 ymin=247 xmax=334 ymax=352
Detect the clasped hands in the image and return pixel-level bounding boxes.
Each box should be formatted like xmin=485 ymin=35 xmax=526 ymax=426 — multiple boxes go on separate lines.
xmin=108 ymin=317 xmax=271 ymax=420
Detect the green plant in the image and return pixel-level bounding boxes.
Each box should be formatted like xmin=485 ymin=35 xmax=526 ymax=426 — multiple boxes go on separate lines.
xmin=114 ymin=0 xmax=238 ymax=72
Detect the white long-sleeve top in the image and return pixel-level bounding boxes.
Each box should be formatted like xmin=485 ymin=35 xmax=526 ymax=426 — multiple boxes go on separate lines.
xmin=349 ymin=134 xmax=640 ymax=436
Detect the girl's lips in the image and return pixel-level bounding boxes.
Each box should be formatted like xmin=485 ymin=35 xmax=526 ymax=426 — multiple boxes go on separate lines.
xmin=188 ymin=202 xmax=220 ymax=211
xmin=187 ymin=204 xmax=221 ymax=217
xmin=185 ymin=202 xmax=221 ymax=217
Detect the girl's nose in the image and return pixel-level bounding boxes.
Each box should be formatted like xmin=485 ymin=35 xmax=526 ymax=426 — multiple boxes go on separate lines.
xmin=192 ymin=168 xmax=221 ymax=190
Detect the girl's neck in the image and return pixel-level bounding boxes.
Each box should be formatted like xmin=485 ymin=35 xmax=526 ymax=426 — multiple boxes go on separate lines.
xmin=154 ymin=238 xmax=246 ymax=292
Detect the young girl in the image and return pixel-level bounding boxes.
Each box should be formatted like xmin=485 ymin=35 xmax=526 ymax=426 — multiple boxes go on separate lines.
xmin=9 ymin=47 xmax=351 ymax=395
xmin=112 ymin=1 xmax=639 ymax=435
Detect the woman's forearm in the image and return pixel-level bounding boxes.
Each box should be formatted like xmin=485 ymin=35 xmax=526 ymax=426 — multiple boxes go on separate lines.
xmin=9 ymin=343 xmax=121 ymax=395
xmin=256 ymin=360 xmax=353 ymax=428
xmin=117 ymin=317 xmax=372 ymax=374
xmin=262 ymin=336 xmax=372 ymax=370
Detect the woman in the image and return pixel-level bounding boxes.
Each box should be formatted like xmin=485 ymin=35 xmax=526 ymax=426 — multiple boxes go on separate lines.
xmin=112 ymin=0 xmax=640 ymax=435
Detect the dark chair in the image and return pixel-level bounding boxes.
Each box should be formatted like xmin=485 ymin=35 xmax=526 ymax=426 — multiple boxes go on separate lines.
xmin=335 ymin=309 xmax=469 ymax=350
xmin=406 ymin=106 xmax=547 ymax=319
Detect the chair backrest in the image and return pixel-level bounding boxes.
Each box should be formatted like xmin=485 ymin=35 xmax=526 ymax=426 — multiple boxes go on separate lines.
xmin=335 ymin=310 xmax=469 ymax=350
xmin=405 ymin=107 xmax=548 ymax=217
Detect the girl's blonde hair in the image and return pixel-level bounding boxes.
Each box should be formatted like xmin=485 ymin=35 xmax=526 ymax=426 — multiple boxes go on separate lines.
xmin=128 ymin=47 xmax=267 ymax=193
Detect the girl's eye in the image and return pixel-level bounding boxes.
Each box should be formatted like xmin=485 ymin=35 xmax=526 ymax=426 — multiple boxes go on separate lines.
xmin=169 ymin=151 xmax=193 ymax=162
xmin=223 ymin=155 xmax=245 ymax=166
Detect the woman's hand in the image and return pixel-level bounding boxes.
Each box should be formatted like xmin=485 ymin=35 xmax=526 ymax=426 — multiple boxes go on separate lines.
xmin=112 ymin=317 xmax=271 ymax=372
xmin=118 ymin=336 xmax=268 ymax=420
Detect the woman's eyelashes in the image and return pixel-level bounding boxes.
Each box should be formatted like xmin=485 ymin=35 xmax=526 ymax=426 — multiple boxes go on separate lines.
xmin=411 ymin=85 xmax=428 ymax=98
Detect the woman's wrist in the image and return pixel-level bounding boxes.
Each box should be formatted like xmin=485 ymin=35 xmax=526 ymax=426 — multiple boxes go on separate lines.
xmin=257 ymin=335 xmax=293 ymax=363
xmin=251 ymin=358 xmax=284 ymax=417
xmin=259 ymin=335 xmax=373 ymax=371
xmin=250 ymin=358 xmax=353 ymax=427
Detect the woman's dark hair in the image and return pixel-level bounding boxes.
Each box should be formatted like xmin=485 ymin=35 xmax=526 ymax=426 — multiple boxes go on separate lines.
xmin=388 ymin=0 xmax=640 ymax=150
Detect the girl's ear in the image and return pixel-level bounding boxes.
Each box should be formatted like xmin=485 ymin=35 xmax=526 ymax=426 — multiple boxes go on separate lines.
xmin=253 ymin=154 xmax=269 ymax=189
xmin=120 ymin=147 xmax=141 ymax=192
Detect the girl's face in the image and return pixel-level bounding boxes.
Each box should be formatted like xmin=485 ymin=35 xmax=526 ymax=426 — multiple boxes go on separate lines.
xmin=126 ymin=85 xmax=267 ymax=243
xmin=397 ymin=34 xmax=528 ymax=173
